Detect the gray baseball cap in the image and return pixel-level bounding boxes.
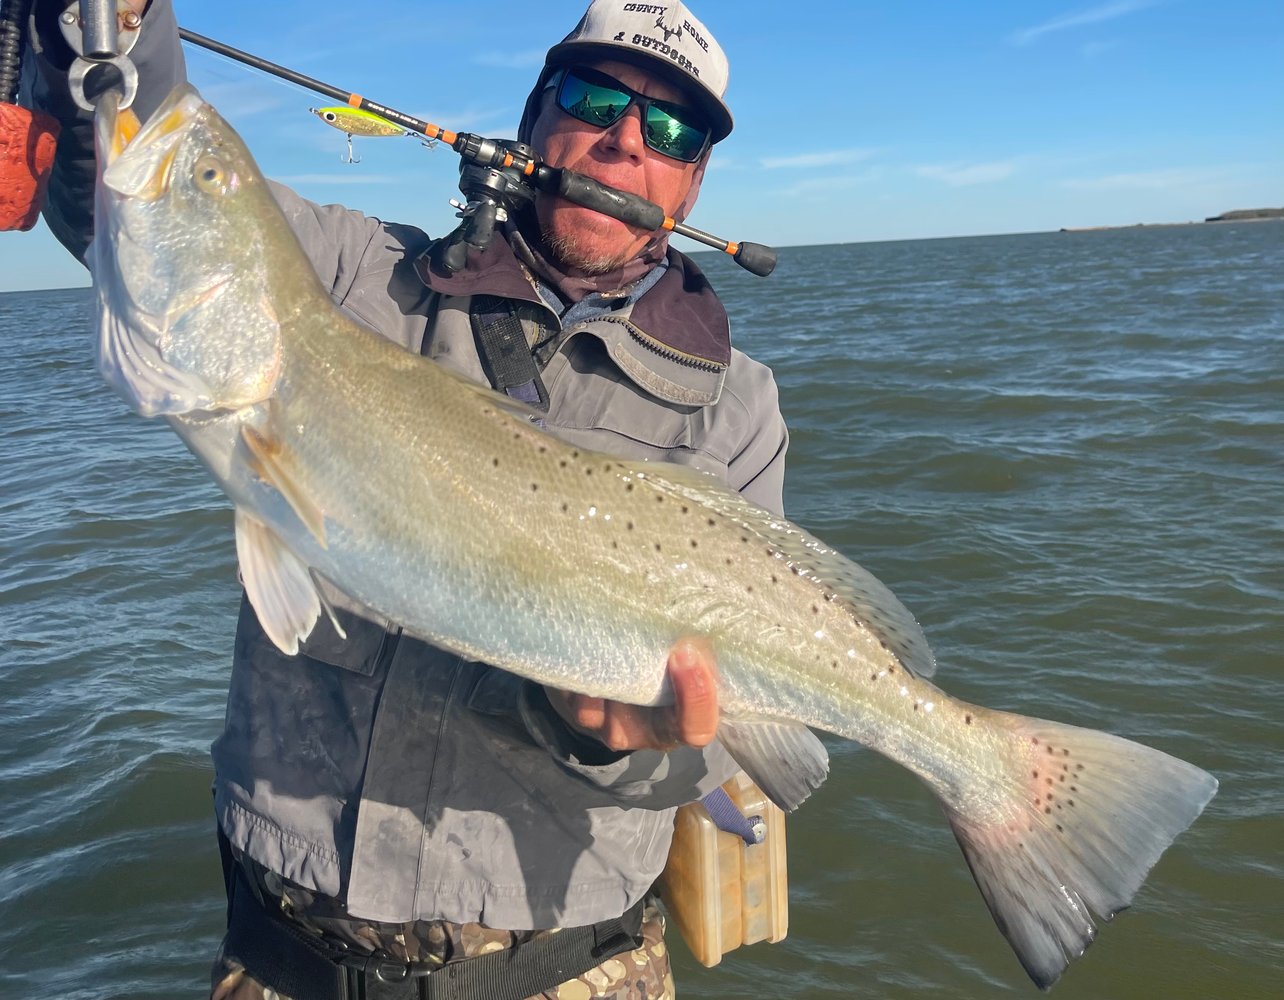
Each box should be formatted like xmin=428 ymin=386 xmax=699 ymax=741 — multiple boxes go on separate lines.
xmin=543 ymin=1 xmax=733 ymax=143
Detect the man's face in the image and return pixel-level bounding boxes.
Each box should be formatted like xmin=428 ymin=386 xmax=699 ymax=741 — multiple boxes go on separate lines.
xmin=529 ymin=59 xmax=705 ymax=274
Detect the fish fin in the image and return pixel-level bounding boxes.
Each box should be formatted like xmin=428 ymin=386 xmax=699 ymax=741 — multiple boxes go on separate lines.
xmin=647 ymin=466 xmax=936 ymax=678
xmin=240 ymin=422 xmax=328 ymax=547
xmin=310 ymin=568 xmax=349 ymax=641
xmin=944 ymin=711 xmax=1218 ymax=989
xmin=718 ymin=719 xmax=830 ymax=812
xmin=234 ymin=510 xmax=322 ymax=656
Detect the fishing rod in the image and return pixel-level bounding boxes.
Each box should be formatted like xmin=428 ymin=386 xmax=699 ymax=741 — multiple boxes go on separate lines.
xmin=177 ymin=27 xmax=776 ymax=277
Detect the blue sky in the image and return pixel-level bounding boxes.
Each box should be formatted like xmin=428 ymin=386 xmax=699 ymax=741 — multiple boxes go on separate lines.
xmin=3 ymin=0 xmax=1281 ymax=291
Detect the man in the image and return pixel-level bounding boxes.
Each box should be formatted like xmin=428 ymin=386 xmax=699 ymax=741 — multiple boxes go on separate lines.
xmin=25 ymin=1 xmax=789 ymax=997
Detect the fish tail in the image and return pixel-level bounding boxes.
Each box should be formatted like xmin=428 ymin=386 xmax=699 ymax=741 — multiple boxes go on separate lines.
xmin=942 ymin=711 xmax=1217 ymax=989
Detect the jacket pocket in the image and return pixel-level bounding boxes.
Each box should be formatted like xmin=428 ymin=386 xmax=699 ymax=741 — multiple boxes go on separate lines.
xmin=294 ymin=579 xmax=398 ymax=677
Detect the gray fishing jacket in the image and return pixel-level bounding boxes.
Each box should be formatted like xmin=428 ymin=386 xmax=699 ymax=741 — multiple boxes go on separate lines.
xmin=24 ymin=0 xmax=789 ymax=929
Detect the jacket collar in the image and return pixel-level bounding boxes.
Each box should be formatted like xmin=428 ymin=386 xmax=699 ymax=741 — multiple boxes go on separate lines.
xmin=414 ymin=235 xmax=732 ymax=371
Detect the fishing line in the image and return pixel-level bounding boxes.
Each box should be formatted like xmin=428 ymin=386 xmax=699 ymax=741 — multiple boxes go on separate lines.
xmin=177 ymin=27 xmax=776 ymax=276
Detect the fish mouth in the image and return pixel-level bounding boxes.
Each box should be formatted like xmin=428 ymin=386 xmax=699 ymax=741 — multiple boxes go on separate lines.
xmin=98 ymin=84 xmax=207 ymax=201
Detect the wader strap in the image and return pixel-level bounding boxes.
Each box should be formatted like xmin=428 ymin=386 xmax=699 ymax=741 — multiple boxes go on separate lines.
xmin=701 ymin=786 xmax=765 ymax=845
xmin=470 ymin=294 xmax=549 ymax=413
xmin=219 ymin=830 xmax=645 ymax=1000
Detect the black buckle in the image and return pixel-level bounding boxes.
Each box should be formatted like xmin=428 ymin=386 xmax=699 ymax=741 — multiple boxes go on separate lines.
xmin=339 ymin=952 xmax=436 ymax=983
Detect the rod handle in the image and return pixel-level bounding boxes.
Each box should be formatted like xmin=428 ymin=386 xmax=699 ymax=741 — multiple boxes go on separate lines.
xmin=539 ymin=167 xmax=666 ymax=231
xmin=732 ymin=241 xmax=777 ymax=277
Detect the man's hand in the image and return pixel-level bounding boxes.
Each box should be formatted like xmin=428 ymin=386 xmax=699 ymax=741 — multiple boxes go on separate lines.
xmin=547 ymin=638 xmax=718 ymax=751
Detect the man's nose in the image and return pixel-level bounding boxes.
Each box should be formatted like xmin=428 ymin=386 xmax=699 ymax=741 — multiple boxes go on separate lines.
xmin=601 ymin=107 xmax=647 ymax=161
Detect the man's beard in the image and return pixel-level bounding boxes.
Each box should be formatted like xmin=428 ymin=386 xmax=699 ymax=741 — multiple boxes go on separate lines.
xmin=542 ymin=229 xmax=634 ymax=275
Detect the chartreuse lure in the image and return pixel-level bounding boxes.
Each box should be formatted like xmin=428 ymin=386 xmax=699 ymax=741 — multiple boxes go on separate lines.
xmin=309 ymin=106 xmax=411 ymax=162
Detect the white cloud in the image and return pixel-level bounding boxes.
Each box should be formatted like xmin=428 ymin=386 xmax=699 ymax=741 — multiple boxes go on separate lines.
xmin=779 ymin=172 xmax=881 ymax=199
xmin=759 ymin=148 xmax=878 ymax=170
xmin=915 ymin=161 xmax=1017 ymax=186
xmin=1060 ymin=167 xmax=1232 ymax=190
xmin=1008 ymin=1 xmax=1157 ymax=46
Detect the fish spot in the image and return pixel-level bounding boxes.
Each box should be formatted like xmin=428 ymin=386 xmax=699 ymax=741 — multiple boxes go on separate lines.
xmin=1068 ymin=799 xmax=1076 ymax=807
xmin=539 ymin=445 xmax=547 ymax=453
xmin=561 ymin=503 xmax=569 ymax=513
xmin=1047 ymin=746 xmax=1055 ymax=754
xmin=1044 ymin=806 xmax=1052 ymax=814
xmin=626 ymin=483 xmax=634 ymax=492
xmin=741 ymin=536 xmax=749 ymax=543
xmin=530 ymin=483 xmax=538 ymax=492
xmin=707 ymin=518 xmax=716 ymax=526
xmin=612 ymin=541 xmax=618 ymax=549
xmin=690 ymin=540 xmax=698 ymax=549
xmin=492 ymin=457 xmax=500 ymax=467
xmin=681 ymin=505 xmax=689 ymax=514
xmin=586 ymin=468 xmax=593 ymax=476
xmin=1070 ymin=785 xmax=1078 ymax=792
xmin=655 ymin=543 xmax=662 ymax=552
xmin=1031 ymin=738 xmax=1040 ymax=746
xmin=560 ymin=460 xmax=568 ymax=468
xmin=627 ymin=522 xmax=634 ymax=530
xmin=888 ymin=667 xmax=896 ymax=675
xmin=725 ymin=557 xmax=733 ymax=566
xmin=513 ymin=432 xmax=521 ymax=439
xmin=1033 ymin=770 xmax=1039 ymax=779
xmin=1076 ymin=764 xmax=1084 ymax=771
xmin=870 ymin=673 xmax=878 ymax=681
xmin=572 ymin=450 xmax=580 ymax=458
xmin=746 ymin=585 xmax=754 ymax=593
xmin=655 ymin=495 xmax=663 ymax=502
xmin=1056 ymin=824 xmax=1064 ymax=833
xmin=965 ymin=714 xmax=973 ymax=725
xmin=771 ymin=574 xmax=778 ymax=584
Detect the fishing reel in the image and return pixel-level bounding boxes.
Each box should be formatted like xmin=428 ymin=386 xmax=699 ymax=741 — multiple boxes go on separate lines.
xmin=431 ymin=138 xmax=538 ymax=275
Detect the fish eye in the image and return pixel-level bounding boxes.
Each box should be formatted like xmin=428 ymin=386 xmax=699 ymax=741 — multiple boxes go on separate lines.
xmin=194 ymin=155 xmax=227 ymax=194
xmin=324 ymin=111 xmax=337 ymax=122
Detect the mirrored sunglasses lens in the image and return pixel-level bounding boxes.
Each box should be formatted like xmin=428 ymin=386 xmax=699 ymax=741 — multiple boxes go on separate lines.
xmin=560 ymin=74 xmax=630 ymax=127
xmin=645 ymin=105 xmax=707 ymax=161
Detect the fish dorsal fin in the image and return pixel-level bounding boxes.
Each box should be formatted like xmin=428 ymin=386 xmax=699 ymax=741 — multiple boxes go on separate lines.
xmin=234 ymin=511 xmax=321 ymax=655
xmin=647 ymin=465 xmax=937 ymax=679
xmin=718 ymin=719 xmax=830 ymax=812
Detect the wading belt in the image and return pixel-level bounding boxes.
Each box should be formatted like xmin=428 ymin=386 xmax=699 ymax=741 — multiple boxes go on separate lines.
xmin=219 ymin=830 xmax=645 ymax=1000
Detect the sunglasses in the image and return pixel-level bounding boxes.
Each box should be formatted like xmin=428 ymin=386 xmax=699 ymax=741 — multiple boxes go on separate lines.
xmin=554 ymin=66 xmax=712 ymax=163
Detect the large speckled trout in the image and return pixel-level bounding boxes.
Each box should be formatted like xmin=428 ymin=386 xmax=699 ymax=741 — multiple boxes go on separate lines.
xmin=89 ymin=85 xmax=1216 ymax=989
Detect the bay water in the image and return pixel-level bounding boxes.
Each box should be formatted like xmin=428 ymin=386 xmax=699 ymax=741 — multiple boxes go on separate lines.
xmin=1 ymin=221 xmax=1280 ymax=998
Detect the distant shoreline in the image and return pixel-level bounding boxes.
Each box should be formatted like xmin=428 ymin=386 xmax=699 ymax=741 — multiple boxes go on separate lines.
xmin=1061 ymin=207 xmax=1284 ymax=233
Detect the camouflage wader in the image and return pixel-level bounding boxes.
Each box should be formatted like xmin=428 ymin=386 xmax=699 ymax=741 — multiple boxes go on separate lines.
xmin=211 ymin=855 xmax=674 ymax=1000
